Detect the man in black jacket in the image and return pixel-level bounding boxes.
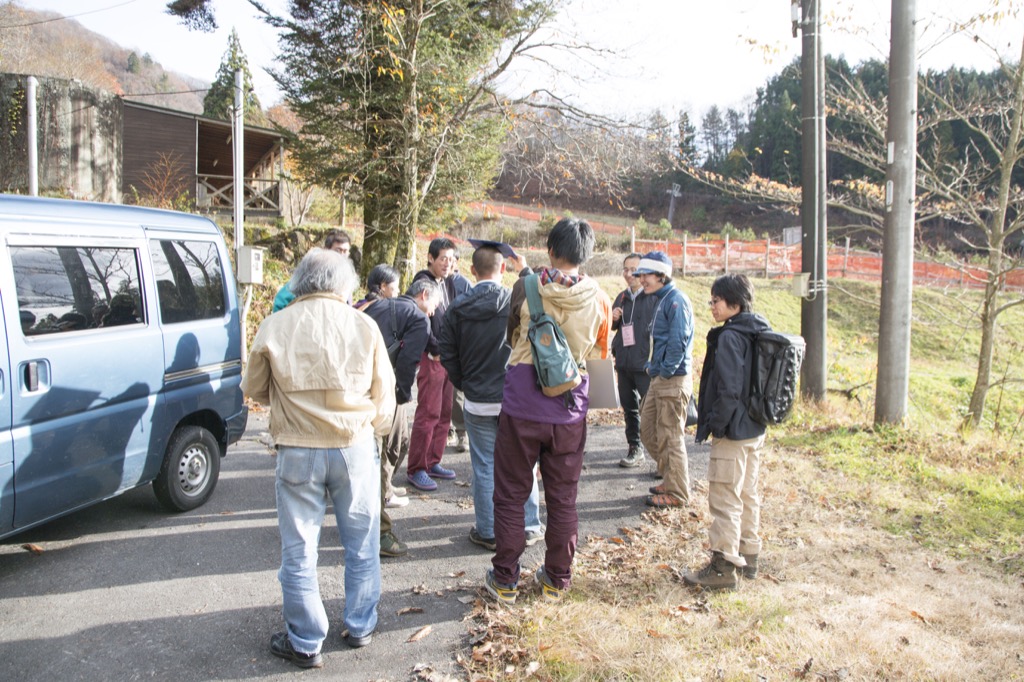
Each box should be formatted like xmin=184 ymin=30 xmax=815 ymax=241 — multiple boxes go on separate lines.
xmin=406 ymin=238 xmax=472 ymax=491
xmin=363 ymin=279 xmax=440 ymax=557
xmin=438 ymin=244 xmax=543 ymax=551
xmin=611 ymin=253 xmax=658 ymax=468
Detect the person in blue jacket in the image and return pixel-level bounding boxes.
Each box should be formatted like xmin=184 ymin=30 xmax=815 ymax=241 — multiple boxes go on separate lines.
xmin=634 ymin=251 xmax=695 ymax=509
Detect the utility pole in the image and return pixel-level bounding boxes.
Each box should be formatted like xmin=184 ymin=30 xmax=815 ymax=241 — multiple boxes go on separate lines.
xmin=874 ymin=0 xmax=917 ymax=424
xmin=796 ymin=0 xmax=828 ymax=401
xmin=666 ymin=183 xmax=682 ymax=226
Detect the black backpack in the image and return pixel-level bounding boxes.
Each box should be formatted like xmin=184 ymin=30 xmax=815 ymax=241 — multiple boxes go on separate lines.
xmin=748 ymin=330 xmax=805 ymax=425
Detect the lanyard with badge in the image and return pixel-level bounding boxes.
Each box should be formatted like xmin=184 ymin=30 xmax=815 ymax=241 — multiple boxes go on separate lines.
xmin=620 ymin=290 xmax=637 ymax=347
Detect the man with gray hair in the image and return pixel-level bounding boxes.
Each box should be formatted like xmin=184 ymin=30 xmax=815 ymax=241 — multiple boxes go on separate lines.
xmin=243 ymin=248 xmax=396 ymax=669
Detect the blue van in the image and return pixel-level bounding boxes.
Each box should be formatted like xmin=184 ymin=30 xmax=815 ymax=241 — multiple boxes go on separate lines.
xmin=0 ymin=195 xmax=247 ymax=539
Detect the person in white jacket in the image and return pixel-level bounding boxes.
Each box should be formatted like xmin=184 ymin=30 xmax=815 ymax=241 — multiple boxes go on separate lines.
xmin=243 ymin=247 xmax=396 ymax=669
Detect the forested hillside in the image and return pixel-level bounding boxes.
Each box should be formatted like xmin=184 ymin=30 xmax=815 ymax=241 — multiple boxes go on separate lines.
xmin=0 ymin=2 xmax=207 ymax=113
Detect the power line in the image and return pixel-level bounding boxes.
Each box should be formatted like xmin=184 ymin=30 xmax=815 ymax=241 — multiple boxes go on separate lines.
xmin=124 ymin=88 xmax=211 ymax=96
xmin=0 ymin=0 xmax=140 ymax=29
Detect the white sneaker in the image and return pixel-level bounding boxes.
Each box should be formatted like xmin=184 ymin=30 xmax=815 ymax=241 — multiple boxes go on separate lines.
xmin=385 ymin=495 xmax=409 ymax=509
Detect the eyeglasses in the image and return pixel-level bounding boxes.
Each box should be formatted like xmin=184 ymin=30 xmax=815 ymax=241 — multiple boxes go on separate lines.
xmin=708 ymin=297 xmax=723 ymax=307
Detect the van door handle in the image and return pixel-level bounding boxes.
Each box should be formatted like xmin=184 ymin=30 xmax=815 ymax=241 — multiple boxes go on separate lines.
xmin=25 ymin=361 xmax=38 ymax=392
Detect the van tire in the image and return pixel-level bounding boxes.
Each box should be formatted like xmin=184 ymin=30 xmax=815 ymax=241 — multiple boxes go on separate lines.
xmin=154 ymin=426 xmax=222 ymax=512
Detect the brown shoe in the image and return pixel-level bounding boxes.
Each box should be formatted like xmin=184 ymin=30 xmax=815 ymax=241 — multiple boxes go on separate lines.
xmin=645 ymin=493 xmax=685 ymax=508
xmin=683 ymin=552 xmax=737 ymax=591
xmin=649 ymin=484 xmax=666 ymax=495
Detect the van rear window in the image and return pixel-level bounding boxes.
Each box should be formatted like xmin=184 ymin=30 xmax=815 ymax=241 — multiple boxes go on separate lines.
xmin=149 ymin=240 xmax=226 ymax=323
xmin=12 ymin=246 xmax=144 ymax=336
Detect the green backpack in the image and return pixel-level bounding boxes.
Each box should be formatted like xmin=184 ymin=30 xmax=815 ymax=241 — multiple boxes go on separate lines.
xmin=524 ymin=274 xmax=582 ymax=398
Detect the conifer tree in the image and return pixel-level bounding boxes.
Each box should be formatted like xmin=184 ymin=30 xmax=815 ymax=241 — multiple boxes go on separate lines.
xmin=203 ymin=28 xmax=267 ymax=126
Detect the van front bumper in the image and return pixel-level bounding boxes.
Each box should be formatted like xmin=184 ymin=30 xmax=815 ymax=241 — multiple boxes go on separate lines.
xmin=226 ymin=406 xmax=248 ymax=445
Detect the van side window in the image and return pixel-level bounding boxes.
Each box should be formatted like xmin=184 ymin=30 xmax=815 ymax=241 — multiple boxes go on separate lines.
xmin=12 ymin=246 xmax=145 ymax=336
xmin=149 ymin=240 xmax=226 ymax=323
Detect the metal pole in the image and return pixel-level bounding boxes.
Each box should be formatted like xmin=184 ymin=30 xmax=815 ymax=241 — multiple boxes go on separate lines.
xmin=799 ymin=0 xmax=828 ymax=402
xmin=233 ymin=69 xmax=248 ymax=364
xmin=27 ymin=76 xmax=38 ymax=196
xmin=233 ymin=69 xmax=245 ymax=259
xmin=682 ymin=232 xmax=688 ymax=278
xmin=874 ymin=0 xmax=917 ymax=424
xmin=724 ymin=233 xmax=730 ymax=274
xmin=765 ymin=237 xmax=772 ymax=279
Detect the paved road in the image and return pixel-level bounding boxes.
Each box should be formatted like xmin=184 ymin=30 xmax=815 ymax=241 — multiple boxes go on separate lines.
xmin=0 ymin=410 xmax=708 ymax=681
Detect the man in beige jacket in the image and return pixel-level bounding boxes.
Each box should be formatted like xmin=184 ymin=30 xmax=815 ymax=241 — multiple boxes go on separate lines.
xmin=243 ymin=248 xmax=395 ymax=669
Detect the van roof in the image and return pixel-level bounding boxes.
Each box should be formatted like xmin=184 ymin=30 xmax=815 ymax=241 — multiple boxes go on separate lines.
xmin=0 ymin=195 xmax=221 ymax=234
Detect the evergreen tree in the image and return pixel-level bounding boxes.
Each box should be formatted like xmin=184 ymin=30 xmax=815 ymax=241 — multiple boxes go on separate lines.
xmin=203 ymin=28 xmax=267 ymax=126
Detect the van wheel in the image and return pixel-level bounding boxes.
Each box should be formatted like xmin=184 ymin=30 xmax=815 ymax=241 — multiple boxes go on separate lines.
xmin=154 ymin=426 xmax=221 ymax=512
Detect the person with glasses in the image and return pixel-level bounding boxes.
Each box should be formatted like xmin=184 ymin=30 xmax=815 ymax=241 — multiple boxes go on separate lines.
xmin=406 ymin=238 xmax=471 ymax=491
xmin=611 ymin=253 xmax=658 ymax=468
xmin=684 ymin=274 xmax=770 ymax=591
xmin=633 ymin=251 xmax=695 ymax=509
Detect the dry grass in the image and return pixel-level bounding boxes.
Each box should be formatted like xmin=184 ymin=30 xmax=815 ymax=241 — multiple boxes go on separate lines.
xmin=462 ymin=442 xmax=1024 ymax=681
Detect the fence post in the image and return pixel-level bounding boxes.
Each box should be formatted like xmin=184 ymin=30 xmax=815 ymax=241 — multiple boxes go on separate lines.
xmin=765 ymin=237 xmax=771 ymax=279
xmin=724 ymin=234 xmax=730 ymax=274
xmin=843 ymin=237 xmax=850 ymax=278
xmin=630 ymin=226 xmax=635 ymax=254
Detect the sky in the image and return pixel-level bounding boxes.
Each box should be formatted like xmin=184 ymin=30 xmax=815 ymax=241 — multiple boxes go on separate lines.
xmin=10 ymin=0 xmax=1023 ymax=120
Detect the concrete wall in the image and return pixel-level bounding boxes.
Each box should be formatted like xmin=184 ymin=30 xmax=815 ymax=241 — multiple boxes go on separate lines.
xmin=0 ymin=73 xmax=122 ymax=202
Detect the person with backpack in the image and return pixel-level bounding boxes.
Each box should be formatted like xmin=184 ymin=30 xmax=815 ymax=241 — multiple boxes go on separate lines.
xmin=634 ymin=251 xmax=695 ymax=509
xmin=611 ymin=252 xmax=658 ymax=468
xmin=483 ymin=218 xmax=611 ymax=605
xmin=685 ymin=274 xmax=770 ymax=591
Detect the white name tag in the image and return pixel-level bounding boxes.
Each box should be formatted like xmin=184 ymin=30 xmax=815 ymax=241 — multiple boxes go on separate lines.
xmin=621 ymin=323 xmax=636 ymax=347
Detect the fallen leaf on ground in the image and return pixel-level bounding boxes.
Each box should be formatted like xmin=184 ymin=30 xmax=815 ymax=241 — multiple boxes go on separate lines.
xmin=408 ymin=625 xmax=433 ymax=642
xmin=21 ymin=544 xmax=44 ymax=555
xmin=911 ymin=610 xmax=929 ymax=625
xmin=398 ymin=607 xmax=424 ymax=615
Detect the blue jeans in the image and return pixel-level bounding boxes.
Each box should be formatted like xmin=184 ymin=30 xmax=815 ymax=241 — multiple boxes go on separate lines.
xmin=464 ymin=411 xmax=541 ymax=539
xmin=275 ymin=441 xmax=381 ymax=654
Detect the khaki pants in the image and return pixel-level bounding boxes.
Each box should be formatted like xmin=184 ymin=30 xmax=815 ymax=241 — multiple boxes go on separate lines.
xmin=707 ymin=434 xmax=765 ymax=567
xmin=639 ymin=374 xmax=693 ymax=503
xmin=380 ymin=402 xmax=411 ymax=535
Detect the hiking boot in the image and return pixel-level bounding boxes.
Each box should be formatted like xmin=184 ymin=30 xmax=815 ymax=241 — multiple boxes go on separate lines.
xmin=343 ymin=629 xmax=373 ymax=648
xmin=407 ymin=469 xmax=438 ymax=491
xmin=385 ymin=495 xmax=409 ymax=509
xmin=525 ymin=527 xmax=545 ymax=546
xmin=741 ymin=553 xmax=758 ymax=580
xmin=427 ymin=463 xmax=456 ymax=480
xmin=270 ymin=631 xmax=323 ymax=669
xmin=534 ymin=565 xmax=565 ymax=602
xmin=484 ymin=569 xmax=518 ymax=605
xmin=380 ymin=531 xmax=408 ymax=557
xmin=456 ymin=433 xmax=469 ymax=452
xmin=469 ymin=528 xmax=497 ymax=551
xmin=683 ymin=552 xmax=738 ymax=591
xmin=618 ymin=444 xmax=645 ymax=468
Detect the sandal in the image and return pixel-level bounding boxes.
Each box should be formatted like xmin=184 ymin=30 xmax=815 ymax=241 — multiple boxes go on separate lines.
xmin=645 ymin=493 xmax=685 ymax=508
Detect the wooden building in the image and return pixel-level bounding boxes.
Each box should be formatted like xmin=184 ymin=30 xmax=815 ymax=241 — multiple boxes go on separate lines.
xmin=1 ymin=73 xmax=285 ymax=219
